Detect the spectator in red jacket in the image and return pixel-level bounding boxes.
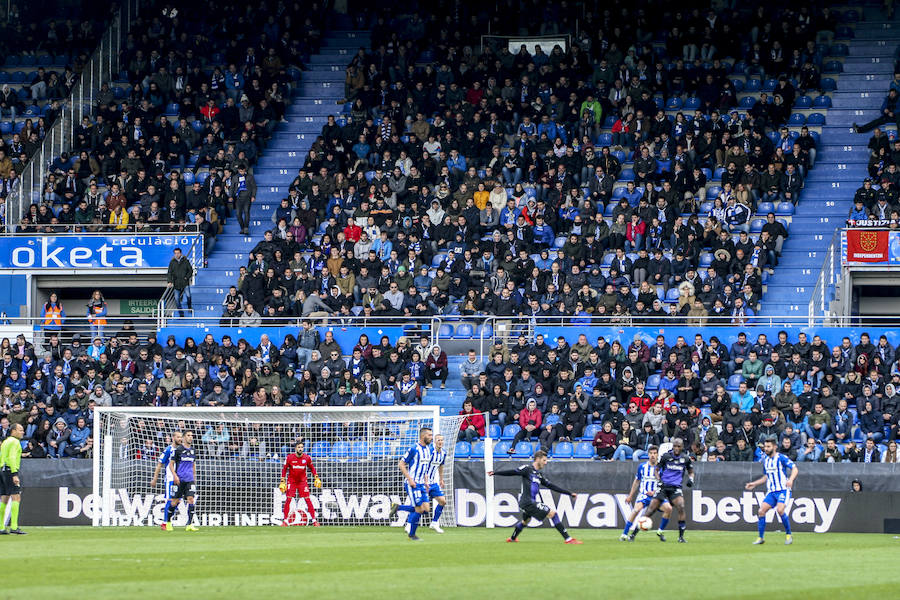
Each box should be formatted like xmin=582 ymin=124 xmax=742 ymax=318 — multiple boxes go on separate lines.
xmin=592 ymin=421 xmax=617 ymax=460
xmin=508 ymin=399 xmax=542 ymax=452
xmin=343 ymin=218 xmax=362 ymax=242
xmin=458 ymin=399 xmax=486 ymax=443
xmin=425 ymin=345 xmax=448 ymax=389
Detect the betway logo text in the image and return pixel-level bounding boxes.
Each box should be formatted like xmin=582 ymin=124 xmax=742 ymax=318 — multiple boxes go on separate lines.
xmin=692 ymin=490 xmax=840 ymax=533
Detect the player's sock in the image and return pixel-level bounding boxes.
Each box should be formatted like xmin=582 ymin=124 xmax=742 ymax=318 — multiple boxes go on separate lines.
xmin=659 ymin=517 xmax=669 ymax=531
xmin=164 ymin=500 xmax=172 ymax=522
xmin=9 ymin=501 xmax=18 ymax=530
xmin=780 ymin=514 xmax=792 ymax=535
xmin=0 ymin=500 xmax=6 ymax=528
xmin=433 ymin=504 xmax=444 ymax=523
xmin=511 ymin=520 xmax=525 ymax=540
xmin=407 ymin=511 xmax=421 ymax=536
xmin=282 ymin=500 xmax=292 ymax=522
xmin=304 ymin=497 xmax=317 ymax=522
xmin=678 ymin=521 xmax=686 ymax=537
xmin=622 ymin=520 xmax=633 ymax=536
xmin=186 ymin=503 xmax=195 ymax=525
xmin=397 ymin=504 xmax=414 ymax=513
xmin=551 ymin=514 xmax=570 ymax=540
xmin=758 ymin=516 xmax=767 ymax=538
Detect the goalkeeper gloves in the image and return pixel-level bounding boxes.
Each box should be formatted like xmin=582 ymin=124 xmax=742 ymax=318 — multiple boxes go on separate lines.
xmin=314 ymin=477 xmax=322 ymax=489
xmin=686 ymin=477 xmax=694 ymax=488
xmin=279 ymin=479 xmax=287 ymax=493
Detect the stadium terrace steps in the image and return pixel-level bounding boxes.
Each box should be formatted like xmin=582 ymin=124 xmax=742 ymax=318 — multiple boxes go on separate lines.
xmin=759 ymin=22 xmax=900 ymax=317
xmin=185 ymin=30 xmax=372 ymax=318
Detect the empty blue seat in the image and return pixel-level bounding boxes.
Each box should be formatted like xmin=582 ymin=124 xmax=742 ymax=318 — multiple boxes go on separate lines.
xmin=713 ymin=167 xmax=726 ymax=180
xmin=820 ymin=78 xmax=837 ymax=92
xmin=762 ymin=78 xmax=777 ymax=92
xmin=553 ymin=236 xmax=566 ymax=249
xmin=0 ymin=122 xmax=11 ymax=135
xmin=835 ymin=25 xmax=854 ymax=39
xmin=812 ymin=95 xmax=832 ymax=108
xmin=656 ymin=159 xmax=671 ymax=174
xmin=470 ymin=441 xmax=485 ymax=458
xmin=699 ymin=201 xmax=714 ymax=213
xmin=665 ymin=288 xmax=680 ymax=302
xmin=438 ymin=323 xmax=454 ymax=338
xmin=552 ymin=441 xmax=573 ymax=458
xmin=583 ymin=423 xmax=602 ymax=440
xmin=378 ymin=390 xmax=395 ymax=406
xmin=191 ymin=120 xmax=205 ymax=132
xmin=806 ymin=113 xmax=826 ymax=125
xmin=726 ymin=374 xmax=744 ymax=391
xmin=739 ymin=96 xmax=755 ymax=108
xmin=512 ymin=441 xmax=535 ymax=458
xmin=745 ymin=79 xmax=762 ymax=92
xmin=309 ymin=441 xmax=330 ymax=458
xmin=788 ymin=113 xmax=806 ymax=126
xmin=372 ymin=440 xmax=392 ymax=458
xmin=574 ymin=442 xmax=594 ymax=458
xmin=603 ymin=115 xmax=616 ymax=128
xmin=489 ymin=424 xmax=501 ymax=439
xmin=165 ymin=102 xmax=179 ymax=115
xmin=350 ymin=441 xmax=368 ymax=459
xmin=707 ymin=185 xmax=722 ymax=199
xmin=455 ymin=441 xmax=471 ymax=458
xmin=619 ymin=168 xmax=635 ymax=181
xmin=666 ymin=97 xmax=683 ymax=110
xmin=493 ymin=441 xmax=512 ymax=456
xmin=749 ymin=218 xmax=765 ymax=233
xmin=596 ymin=133 xmax=613 ymax=146
xmin=612 ymin=150 xmax=627 ymax=163
xmin=476 ymin=322 xmax=493 ymax=338
xmin=453 ymin=323 xmax=474 ymax=338
xmin=502 ymin=424 xmax=521 ymax=440
xmin=823 ymin=60 xmax=843 ymax=74
xmin=793 ymin=96 xmax=812 ymax=109
xmin=731 ymin=79 xmax=745 ymax=92
xmin=775 ymin=202 xmax=795 ymax=216
xmin=330 ymin=441 xmax=351 ymax=459
xmin=757 ymin=201 xmax=775 ymax=215
xmin=431 ymin=253 xmax=447 ymax=267
xmin=683 ymin=97 xmax=700 ymax=110
xmin=182 ymin=171 xmax=194 ymax=185
xmin=830 ymin=44 xmax=849 ymax=56
xmin=699 ymin=252 xmax=714 ymax=267
xmin=4 ymin=56 xmax=19 ymax=67
xmin=646 ymin=374 xmax=661 ymax=390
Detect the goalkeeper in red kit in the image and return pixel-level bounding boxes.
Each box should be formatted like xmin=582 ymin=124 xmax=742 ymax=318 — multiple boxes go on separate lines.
xmin=280 ymin=439 xmax=322 ymax=526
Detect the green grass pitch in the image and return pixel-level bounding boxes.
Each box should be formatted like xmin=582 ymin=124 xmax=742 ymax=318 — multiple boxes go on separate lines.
xmin=6 ymin=527 xmax=899 ymax=598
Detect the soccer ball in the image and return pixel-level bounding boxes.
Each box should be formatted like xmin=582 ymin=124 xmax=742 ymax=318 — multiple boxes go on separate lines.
xmin=637 ymin=516 xmax=653 ymax=531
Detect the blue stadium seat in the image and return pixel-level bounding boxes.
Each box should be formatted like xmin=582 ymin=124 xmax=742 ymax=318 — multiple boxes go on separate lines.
xmin=438 ymin=324 xmax=454 ymax=338
xmin=350 ymin=441 xmax=368 ymax=459
xmin=330 ymin=441 xmax=351 ymax=460
xmin=713 ymin=167 xmax=726 ymax=180
xmin=431 ymin=253 xmax=447 ymax=267
xmin=455 ymin=441 xmax=471 ymax=458
xmin=744 ymin=79 xmax=762 ymax=92
xmin=823 ymin=60 xmax=843 ymax=74
xmin=574 ymin=442 xmax=594 ymax=458
xmin=731 ymin=78 xmax=745 ymax=93
xmin=493 ymin=441 xmax=512 ymax=456
xmin=812 ymin=95 xmax=832 ymax=108
xmin=553 ymin=236 xmax=566 ymax=249
xmin=830 ymin=43 xmax=849 ymax=56
xmin=726 ymin=374 xmax=744 ymax=391
xmin=699 ymin=201 xmax=714 ymax=214
xmin=793 ymin=96 xmax=812 ymax=109
xmin=309 ymin=441 xmax=330 ymax=458
xmin=699 ymin=252 xmax=714 ymax=267
xmin=820 ymin=78 xmax=837 ymax=92
xmin=603 ymin=115 xmax=616 ymax=128
xmin=775 ymin=202 xmax=795 ymax=216
xmin=583 ymin=423 xmax=602 ymax=440
xmin=739 ymin=96 xmax=755 ymax=109
xmin=762 ymin=78 xmax=777 ymax=92
xmin=0 ymin=122 xmax=11 ymax=135
xmin=665 ymin=288 xmax=680 ymax=302
xmin=470 ymin=441 xmax=485 ymax=458
xmin=475 ymin=322 xmax=493 ymax=339
xmin=646 ymin=373 xmax=661 ymax=390
xmin=788 ymin=113 xmax=805 ymax=126
xmin=512 ymin=441 xmax=535 ymax=458
xmin=757 ymin=201 xmax=775 ymax=215
xmin=378 ymin=390 xmax=395 ymax=406
xmin=372 ymin=440 xmax=392 ymax=457
xmin=619 ymin=168 xmax=635 ymax=181
xmin=749 ymin=218 xmax=765 ymax=233
xmin=502 ymin=424 xmax=521 ymax=440
xmin=552 ymin=441 xmax=573 ymax=458
xmin=596 ymin=133 xmax=613 ymax=146
xmin=453 ymin=323 xmax=474 ymax=338
xmin=488 ymin=424 xmax=501 ymax=439
xmin=706 ymin=185 xmax=722 ymax=199
xmin=666 ymin=97 xmax=683 ymax=110
xmin=683 ymin=97 xmax=700 ymax=110
xmin=806 ymin=113 xmax=826 ymax=126
xmin=612 ymin=150 xmax=627 ymax=163
xmin=182 ymin=171 xmax=194 ymax=185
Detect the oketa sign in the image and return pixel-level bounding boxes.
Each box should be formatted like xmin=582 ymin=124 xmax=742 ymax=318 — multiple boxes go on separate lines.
xmin=0 ymin=235 xmax=201 ymax=269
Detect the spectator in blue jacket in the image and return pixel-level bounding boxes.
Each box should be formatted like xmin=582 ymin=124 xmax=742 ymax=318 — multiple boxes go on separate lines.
xmin=858 ymin=400 xmax=884 ymax=442
xmin=730 ymin=381 xmax=755 ymax=412
xmin=67 ymin=416 xmax=92 ymax=457
xmin=532 ymin=216 xmax=555 ymax=249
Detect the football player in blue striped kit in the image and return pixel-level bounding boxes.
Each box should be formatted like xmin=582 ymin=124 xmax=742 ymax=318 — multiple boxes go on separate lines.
xmin=621 ymin=445 xmax=672 ymax=541
xmin=150 ymin=430 xmax=182 ymax=531
xmin=745 ymin=435 xmax=799 ymax=545
xmin=426 ymin=433 xmax=448 ymax=533
xmin=390 ymin=427 xmax=433 ymax=541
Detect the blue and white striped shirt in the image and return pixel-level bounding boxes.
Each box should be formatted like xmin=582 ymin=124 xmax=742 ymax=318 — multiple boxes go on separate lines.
xmin=402 ymin=443 xmax=432 ymax=485
xmin=636 ymin=461 xmax=659 ymax=497
xmin=427 ymin=447 xmax=446 ymax=484
xmin=763 ymin=453 xmax=796 ymax=493
xmin=158 ymin=444 xmax=175 ymax=482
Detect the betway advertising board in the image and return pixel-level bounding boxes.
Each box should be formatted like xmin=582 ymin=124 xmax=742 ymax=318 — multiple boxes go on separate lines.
xmin=17 ymin=460 xmax=900 ymax=533
xmin=0 ymin=235 xmax=200 ymax=269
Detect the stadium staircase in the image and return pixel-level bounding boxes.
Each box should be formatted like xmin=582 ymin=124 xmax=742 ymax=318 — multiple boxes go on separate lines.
xmin=761 ymin=12 xmax=900 ymax=317
xmin=189 ymin=30 xmax=371 ymax=319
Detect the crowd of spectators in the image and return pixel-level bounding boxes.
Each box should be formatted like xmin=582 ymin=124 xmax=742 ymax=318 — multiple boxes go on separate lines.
xmin=227 ymin=4 xmax=838 ymax=323
xmin=459 ymin=329 xmax=900 ymax=462
xmin=12 ymin=0 xmax=325 ymax=237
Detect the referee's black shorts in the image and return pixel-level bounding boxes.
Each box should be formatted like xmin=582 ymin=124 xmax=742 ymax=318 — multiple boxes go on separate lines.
xmin=173 ymin=480 xmax=196 ymax=499
xmin=520 ymin=501 xmax=551 ymax=522
xmin=653 ymin=485 xmax=683 ymax=503
xmin=0 ymin=468 xmax=20 ymax=496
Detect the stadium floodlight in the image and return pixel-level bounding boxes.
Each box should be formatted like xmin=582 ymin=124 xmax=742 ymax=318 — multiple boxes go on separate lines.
xmin=92 ymin=406 xmax=467 ymax=528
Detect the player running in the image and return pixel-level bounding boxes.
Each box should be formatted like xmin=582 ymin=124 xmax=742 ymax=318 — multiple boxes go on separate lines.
xmin=280 ymin=439 xmax=322 ymax=526
xmin=426 ymin=434 xmax=448 ymax=533
xmin=489 ymin=449 xmax=583 ymax=544
xmin=642 ymin=438 xmax=693 ymax=543
xmin=621 ymin=445 xmax=672 ymax=541
xmin=150 ymin=430 xmax=182 ymax=531
xmin=0 ymin=423 xmax=26 ymax=534
xmin=389 ymin=427 xmax=433 ymax=541
xmin=745 ymin=435 xmax=799 ymax=545
xmin=165 ymin=430 xmax=199 ymax=531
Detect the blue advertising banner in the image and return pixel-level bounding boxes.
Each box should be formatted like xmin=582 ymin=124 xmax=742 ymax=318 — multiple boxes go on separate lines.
xmin=0 ymin=235 xmax=201 ymax=269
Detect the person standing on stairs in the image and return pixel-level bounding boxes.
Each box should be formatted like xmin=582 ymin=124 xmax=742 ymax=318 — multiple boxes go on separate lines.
xmin=231 ymin=163 xmax=257 ymax=235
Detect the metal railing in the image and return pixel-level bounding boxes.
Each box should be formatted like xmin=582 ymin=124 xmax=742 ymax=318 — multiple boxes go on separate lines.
xmin=808 ymin=228 xmax=843 ymax=325
xmin=7 ymin=224 xmax=201 ymax=235
xmin=6 ymin=0 xmax=144 ymax=230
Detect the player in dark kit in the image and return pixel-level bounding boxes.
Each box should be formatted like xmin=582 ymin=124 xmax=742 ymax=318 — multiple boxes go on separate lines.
xmin=489 ymin=450 xmax=583 ymax=544
xmin=165 ymin=430 xmax=199 ymax=531
xmin=643 ymin=438 xmax=694 ymax=542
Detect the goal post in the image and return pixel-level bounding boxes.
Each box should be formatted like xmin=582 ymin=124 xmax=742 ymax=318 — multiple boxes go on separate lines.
xmin=92 ymin=406 xmax=467 ymax=528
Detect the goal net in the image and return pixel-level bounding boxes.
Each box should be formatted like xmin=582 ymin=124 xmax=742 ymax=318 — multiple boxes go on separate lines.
xmin=92 ymin=407 xmax=469 ymax=528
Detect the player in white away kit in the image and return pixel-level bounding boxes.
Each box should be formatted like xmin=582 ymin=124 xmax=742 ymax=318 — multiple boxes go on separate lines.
xmin=745 ymin=436 xmax=799 ymax=545
xmin=149 ymin=430 xmax=182 ymax=531
xmin=621 ymin=445 xmax=672 ymax=541
xmin=426 ymin=434 xmax=448 ymax=533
